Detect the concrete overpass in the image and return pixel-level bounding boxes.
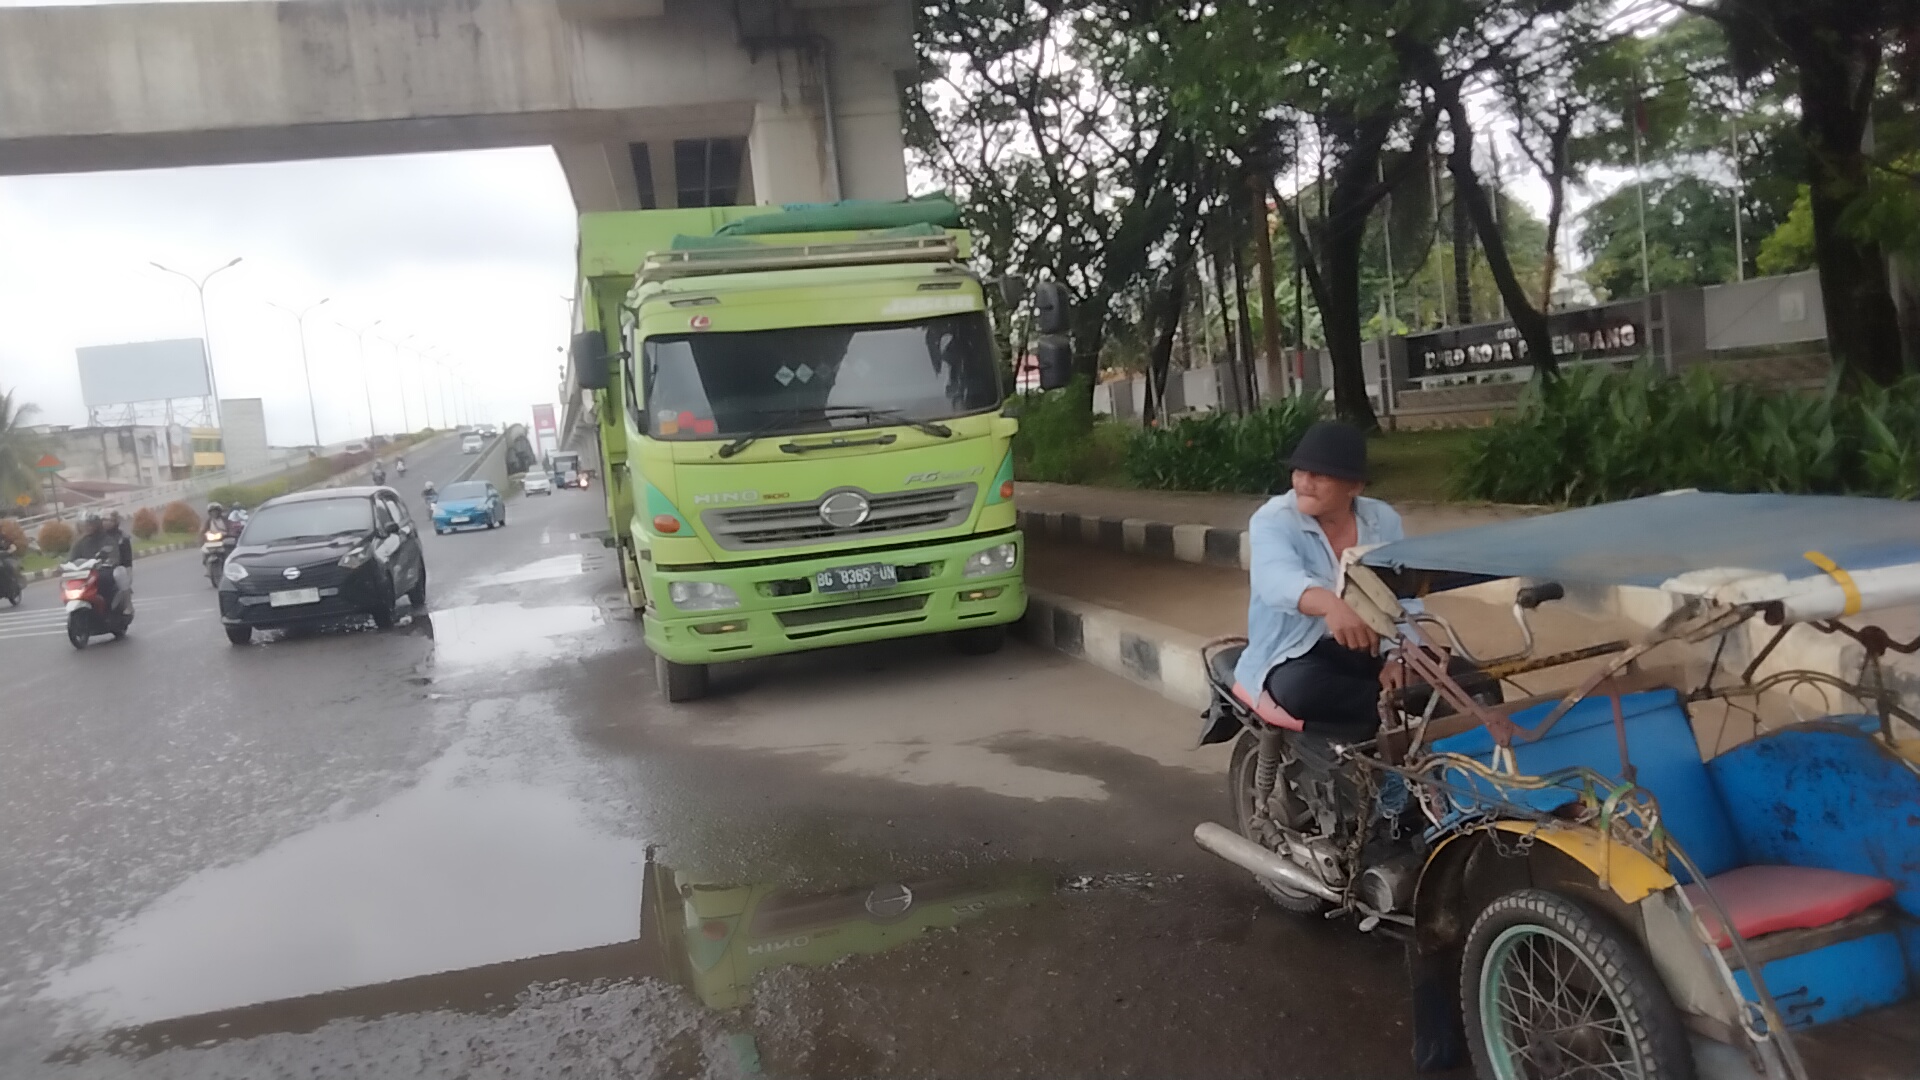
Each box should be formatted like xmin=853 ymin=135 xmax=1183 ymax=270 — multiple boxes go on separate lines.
xmin=0 ymin=0 xmax=914 ymax=211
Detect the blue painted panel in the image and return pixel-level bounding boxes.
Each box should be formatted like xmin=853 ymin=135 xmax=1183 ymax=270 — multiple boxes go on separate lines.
xmin=1706 ymin=724 xmax=1920 ymax=917
xmin=1733 ymin=931 xmax=1910 ymax=1028
xmin=1432 ymin=690 xmax=1741 ymax=880
xmin=1902 ymin=920 xmax=1920 ymax=986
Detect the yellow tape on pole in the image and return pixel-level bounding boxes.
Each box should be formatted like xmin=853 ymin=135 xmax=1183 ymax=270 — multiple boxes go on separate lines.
xmin=1803 ymin=550 xmax=1862 ymax=617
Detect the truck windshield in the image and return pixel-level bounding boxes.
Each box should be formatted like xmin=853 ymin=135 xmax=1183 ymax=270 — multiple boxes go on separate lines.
xmin=642 ymin=312 xmax=1000 ymax=440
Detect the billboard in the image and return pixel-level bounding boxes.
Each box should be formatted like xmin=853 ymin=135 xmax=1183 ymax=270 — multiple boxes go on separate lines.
xmin=1404 ymin=299 xmax=1648 ymax=380
xmin=76 ymin=339 xmax=210 ymax=408
xmin=220 ymin=398 xmax=271 ymax=475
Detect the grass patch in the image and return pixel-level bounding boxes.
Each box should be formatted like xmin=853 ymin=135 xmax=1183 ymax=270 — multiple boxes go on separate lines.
xmin=1368 ymin=428 xmax=1479 ymax=503
xmin=20 ymin=530 xmax=200 ymax=574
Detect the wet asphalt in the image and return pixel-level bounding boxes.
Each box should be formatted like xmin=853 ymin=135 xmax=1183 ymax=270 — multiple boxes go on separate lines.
xmin=0 ymin=438 xmax=1422 ymax=1080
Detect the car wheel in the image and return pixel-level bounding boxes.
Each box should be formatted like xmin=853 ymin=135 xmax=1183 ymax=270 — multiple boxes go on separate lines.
xmin=435 ymin=527 xmax=447 ymax=536
xmin=225 ymin=625 xmax=253 ymax=646
xmin=655 ymin=653 xmax=709 ymax=703
xmin=408 ymin=569 xmax=427 ymax=609
xmin=371 ymin=583 xmax=398 ymax=630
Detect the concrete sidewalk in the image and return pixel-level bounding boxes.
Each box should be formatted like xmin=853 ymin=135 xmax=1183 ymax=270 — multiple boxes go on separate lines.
xmin=1016 ymin=481 xmax=1540 ymax=570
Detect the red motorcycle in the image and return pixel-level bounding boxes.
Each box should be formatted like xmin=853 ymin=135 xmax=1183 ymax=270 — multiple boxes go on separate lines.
xmin=61 ymin=558 xmax=134 ymax=649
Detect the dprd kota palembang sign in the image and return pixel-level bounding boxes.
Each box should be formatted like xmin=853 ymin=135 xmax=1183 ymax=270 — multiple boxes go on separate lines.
xmin=1405 ymin=299 xmax=1648 ymax=379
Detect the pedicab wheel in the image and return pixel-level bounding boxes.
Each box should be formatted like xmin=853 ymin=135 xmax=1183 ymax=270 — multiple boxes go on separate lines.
xmin=655 ymin=653 xmax=709 ymax=703
xmin=67 ymin=612 xmax=90 ymax=650
xmin=1227 ymin=730 xmax=1327 ymax=915
xmin=1463 ymin=888 xmax=1693 ymax=1080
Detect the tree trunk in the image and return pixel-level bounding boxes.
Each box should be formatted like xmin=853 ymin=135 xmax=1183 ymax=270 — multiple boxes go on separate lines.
xmin=1795 ymin=39 xmax=1905 ymax=386
xmin=1250 ymin=173 xmax=1286 ymax=398
xmin=1451 ymin=176 xmax=1475 ymax=323
xmin=1438 ymin=93 xmax=1557 ymax=376
xmin=1231 ymin=206 xmax=1261 ymax=406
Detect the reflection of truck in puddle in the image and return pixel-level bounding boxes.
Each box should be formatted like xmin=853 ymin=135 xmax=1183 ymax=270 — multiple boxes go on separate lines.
xmin=642 ymin=853 xmax=1047 ymax=1010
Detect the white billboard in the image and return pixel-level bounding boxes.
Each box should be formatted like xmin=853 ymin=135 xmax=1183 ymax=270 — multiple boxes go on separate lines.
xmin=220 ymin=398 xmax=271 ymax=475
xmin=76 ymin=339 xmax=211 ymax=409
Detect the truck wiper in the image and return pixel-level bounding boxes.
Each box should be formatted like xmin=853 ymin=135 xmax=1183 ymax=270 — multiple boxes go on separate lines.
xmin=716 ymin=409 xmax=805 ymax=459
xmin=821 ymin=406 xmax=953 ymax=439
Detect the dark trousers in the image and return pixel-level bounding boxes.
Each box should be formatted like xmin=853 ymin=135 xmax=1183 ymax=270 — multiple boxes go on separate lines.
xmin=1263 ymin=637 xmax=1386 ymax=740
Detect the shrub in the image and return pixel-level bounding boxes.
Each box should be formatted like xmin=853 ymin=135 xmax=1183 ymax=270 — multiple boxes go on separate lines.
xmin=37 ymin=519 xmax=74 ymax=556
xmin=1125 ymin=394 xmax=1326 ymax=493
xmin=0 ymin=517 xmax=27 ymax=552
xmin=131 ymin=507 xmax=160 ymax=539
xmin=161 ymin=500 xmax=200 ymax=534
xmin=1450 ymin=365 xmax=1920 ymax=505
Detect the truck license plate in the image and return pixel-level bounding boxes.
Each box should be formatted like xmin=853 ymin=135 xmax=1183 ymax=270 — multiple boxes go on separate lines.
xmin=270 ymin=588 xmax=321 ymax=607
xmin=814 ymin=562 xmax=897 ymax=594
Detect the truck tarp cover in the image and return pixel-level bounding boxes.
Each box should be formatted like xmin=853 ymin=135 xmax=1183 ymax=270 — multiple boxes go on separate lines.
xmin=714 ymin=197 xmax=963 ymax=236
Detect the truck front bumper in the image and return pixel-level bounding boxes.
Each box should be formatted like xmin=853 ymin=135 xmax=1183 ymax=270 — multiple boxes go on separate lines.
xmin=641 ymin=530 xmax=1027 ymax=665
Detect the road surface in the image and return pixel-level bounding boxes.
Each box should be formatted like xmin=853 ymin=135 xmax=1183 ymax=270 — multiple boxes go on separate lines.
xmin=0 ymin=440 xmax=1419 ymax=1079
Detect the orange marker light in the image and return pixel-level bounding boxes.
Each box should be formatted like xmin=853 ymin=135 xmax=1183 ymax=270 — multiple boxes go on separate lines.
xmin=1000 ymin=480 xmax=1015 ymax=500
xmin=653 ymin=515 xmax=681 ymax=534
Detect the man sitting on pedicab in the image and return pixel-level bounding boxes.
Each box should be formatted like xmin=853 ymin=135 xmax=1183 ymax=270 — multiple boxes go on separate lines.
xmin=1235 ymin=421 xmax=1432 ymax=741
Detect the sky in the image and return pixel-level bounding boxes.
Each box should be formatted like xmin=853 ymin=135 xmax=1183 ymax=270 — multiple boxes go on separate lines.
xmin=0 ymin=0 xmax=578 ymax=450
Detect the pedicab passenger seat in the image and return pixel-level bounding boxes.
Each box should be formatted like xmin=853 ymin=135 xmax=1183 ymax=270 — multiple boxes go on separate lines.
xmin=1206 ymin=641 xmax=1306 ymax=732
xmin=1434 ymin=699 xmax=1915 ymax=1029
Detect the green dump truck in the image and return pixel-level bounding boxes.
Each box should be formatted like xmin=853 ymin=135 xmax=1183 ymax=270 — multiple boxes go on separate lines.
xmin=572 ymin=201 xmax=1070 ymax=702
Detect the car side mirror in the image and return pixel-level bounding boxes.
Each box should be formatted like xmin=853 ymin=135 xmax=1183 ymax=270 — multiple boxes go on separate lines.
xmin=1036 ymin=338 xmax=1074 ymax=392
xmin=572 ymin=331 xmax=611 ymax=391
xmin=1033 ymin=280 xmax=1070 ymax=336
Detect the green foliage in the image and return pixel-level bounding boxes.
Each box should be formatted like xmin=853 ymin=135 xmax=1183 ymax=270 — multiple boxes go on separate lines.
xmin=1451 ymin=365 xmax=1920 ymax=505
xmin=0 ymin=388 xmax=44 ymax=502
xmin=1756 ymin=187 xmax=1817 ymax=277
xmin=1125 ymin=394 xmax=1325 ymax=494
xmin=208 ymin=479 xmax=291 ymax=510
xmin=1580 ymin=176 xmax=1747 ymax=299
xmin=37 ymin=519 xmax=73 ymax=556
xmin=1010 ymin=381 xmax=1128 ymax=484
xmin=130 ymin=507 xmax=160 ymax=540
xmin=161 ymin=501 xmax=200 ymax=535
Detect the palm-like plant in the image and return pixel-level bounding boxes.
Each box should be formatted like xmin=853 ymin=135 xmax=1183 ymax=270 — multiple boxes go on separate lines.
xmin=0 ymin=388 xmax=46 ymax=503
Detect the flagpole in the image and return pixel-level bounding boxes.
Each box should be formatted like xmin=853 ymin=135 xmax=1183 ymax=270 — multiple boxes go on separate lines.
xmin=1379 ymin=159 xmax=1398 ymax=330
xmin=1730 ymin=110 xmax=1747 ymax=281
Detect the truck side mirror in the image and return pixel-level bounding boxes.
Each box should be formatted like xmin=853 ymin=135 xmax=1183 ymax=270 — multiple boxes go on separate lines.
xmin=1033 ymin=281 xmax=1070 ymax=336
xmin=1036 ymin=337 xmax=1073 ymax=392
xmin=571 ymin=331 xmax=611 ymax=391
xmin=997 ymin=276 xmax=1030 ymax=307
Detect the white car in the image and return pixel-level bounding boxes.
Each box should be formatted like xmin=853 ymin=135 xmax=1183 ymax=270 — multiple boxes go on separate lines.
xmin=521 ymin=472 xmax=553 ymax=496
xmin=461 ymin=434 xmax=483 ymax=454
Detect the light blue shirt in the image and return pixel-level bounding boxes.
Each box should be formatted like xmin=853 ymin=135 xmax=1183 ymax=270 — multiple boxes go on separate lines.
xmin=1233 ymin=491 xmax=1417 ymax=694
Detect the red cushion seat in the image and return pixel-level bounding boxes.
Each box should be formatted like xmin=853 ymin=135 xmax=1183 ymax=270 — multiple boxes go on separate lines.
xmin=1231 ymin=683 xmax=1305 ymax=732
xmin=1682 ymin=865 xmax=1897 ymax=949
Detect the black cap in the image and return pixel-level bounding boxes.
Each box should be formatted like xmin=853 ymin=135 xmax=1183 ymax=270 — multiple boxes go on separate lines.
xmin=1284 ymin=421 xmax=1369 ymax=482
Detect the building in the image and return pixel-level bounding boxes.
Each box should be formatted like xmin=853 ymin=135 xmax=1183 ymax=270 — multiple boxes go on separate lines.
xmin=28 ymin=423 xmax=194 ymax=486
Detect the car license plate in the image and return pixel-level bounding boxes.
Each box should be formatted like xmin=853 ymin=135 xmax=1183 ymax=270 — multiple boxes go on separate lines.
xmin=451 ymin=516 xmax=470 ymax=524
xmin=270 ymin=588 xmax=321 ymax=608
xmin=814 ymin=562 xmax=898 ymax=594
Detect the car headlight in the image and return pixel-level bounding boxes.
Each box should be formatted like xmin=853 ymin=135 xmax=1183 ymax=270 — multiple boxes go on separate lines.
xmin=962 ymin=542 xmax=1018 ymax=578
xmin=224 ymin=559 xmax=249 ymax=582
xmin=338 ymin=546 xmax=373 ymax=570
xmin=668 ymin=580 xmax=740 ymax=612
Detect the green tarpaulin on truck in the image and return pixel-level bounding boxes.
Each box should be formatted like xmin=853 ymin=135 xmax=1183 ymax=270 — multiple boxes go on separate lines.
xmin=714 ymin=197 xmax=962 ymax=237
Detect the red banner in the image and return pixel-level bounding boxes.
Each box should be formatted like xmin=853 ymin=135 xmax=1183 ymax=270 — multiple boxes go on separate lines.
xmin=531 ymin=404 xmax=556 ymax=433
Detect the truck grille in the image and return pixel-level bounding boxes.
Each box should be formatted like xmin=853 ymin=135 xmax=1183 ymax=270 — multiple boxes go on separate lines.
xmin=702 ymin=484 xmax=976 ymax=551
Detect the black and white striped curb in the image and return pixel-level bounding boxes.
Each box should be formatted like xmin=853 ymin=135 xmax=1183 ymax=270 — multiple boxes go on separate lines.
xmin=1017 ymin=509 xmax=1250 ymax=570
xmin=1019 ymin=587 xmax=1213 ymax=711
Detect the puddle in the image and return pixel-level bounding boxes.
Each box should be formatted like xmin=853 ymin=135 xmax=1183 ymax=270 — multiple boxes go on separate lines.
xmin=416 ymin=602 xmax=605 ymax=671
xmin=41 ymin=744 xmax=646 ymax=1030
xmin=471 ymin=555 xmax=585 ymax=588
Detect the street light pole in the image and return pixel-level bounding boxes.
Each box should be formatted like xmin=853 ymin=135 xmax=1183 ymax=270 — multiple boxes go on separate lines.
xmin=151 ymin=257 xmax=243 ymax=433
xmin=343 ymin=319 xmax=382 ymax=442
xmin=380 ymin=332 xmax=417 ymax=433
xmin=270 ymin=298 xmax=332 ymax=448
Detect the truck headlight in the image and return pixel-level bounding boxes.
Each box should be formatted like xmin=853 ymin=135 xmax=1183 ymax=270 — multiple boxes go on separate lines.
xmin=962 ymin=542 xmax=1018 ymax=578
xmin=224 ymin=559 xmax=249 ymax=582
xmin=668 ymin=580 xmax=740 ymax=611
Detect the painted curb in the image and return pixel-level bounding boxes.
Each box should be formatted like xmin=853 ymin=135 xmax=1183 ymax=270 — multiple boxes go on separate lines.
xmin=1016 ymin=508 xmax=1250 ymax=570
xmin=1019 ymin=586 xmax=1214 ymax=713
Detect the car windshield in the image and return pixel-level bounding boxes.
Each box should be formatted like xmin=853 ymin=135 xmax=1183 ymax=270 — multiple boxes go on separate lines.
xmin=242 ymin=498 xmax=373 ymax=544
xmin=444 ymin=482 xmax=489 ymax=500
xmin=642 ymin=312 xmax=1000 ymax=441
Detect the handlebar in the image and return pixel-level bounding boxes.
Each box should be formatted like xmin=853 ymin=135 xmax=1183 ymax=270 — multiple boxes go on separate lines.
xmin=1407 ymin=579 xmax=1565 ymax=668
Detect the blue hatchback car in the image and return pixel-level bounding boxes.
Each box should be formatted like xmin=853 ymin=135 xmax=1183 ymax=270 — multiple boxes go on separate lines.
xmin=432 ymin=480 xmax=505 ymax=534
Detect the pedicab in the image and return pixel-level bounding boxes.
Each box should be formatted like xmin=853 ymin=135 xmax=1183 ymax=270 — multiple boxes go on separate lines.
xmin=1194 ymin=492 xmax=1920 ymax=1079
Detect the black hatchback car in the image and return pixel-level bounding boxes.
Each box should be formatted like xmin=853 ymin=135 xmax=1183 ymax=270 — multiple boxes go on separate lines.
xmin=217 ymin=487 xmax=427 ymax=645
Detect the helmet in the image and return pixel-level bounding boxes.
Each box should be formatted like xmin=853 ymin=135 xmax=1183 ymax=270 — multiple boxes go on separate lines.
xmin=207 ymin=501 xmax=225 ymax=516
xmin=106 ymin=510 xmax=122 ymax=528
xmin=80 ymin=510 xmax=103 ymax=529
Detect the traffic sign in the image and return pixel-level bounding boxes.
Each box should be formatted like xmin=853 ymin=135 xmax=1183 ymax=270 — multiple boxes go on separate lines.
xmin=34 ymin=453 xmax=63 ymax=473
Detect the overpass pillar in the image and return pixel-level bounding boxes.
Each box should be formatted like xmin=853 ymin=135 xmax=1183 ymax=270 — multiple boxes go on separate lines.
xmin=745 ymin=30 xmax=909 ymax=206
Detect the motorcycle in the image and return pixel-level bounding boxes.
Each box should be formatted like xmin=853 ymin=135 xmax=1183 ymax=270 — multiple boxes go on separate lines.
xmin=61 ymin=557 xmax=133 ymax=649
xmin=0 ymin=552 xmax=21 ymax=607
xmin=201 ymin=525 xmax=237 ymax=588
xmin=396 ymin=459 xmax=407 ymax=477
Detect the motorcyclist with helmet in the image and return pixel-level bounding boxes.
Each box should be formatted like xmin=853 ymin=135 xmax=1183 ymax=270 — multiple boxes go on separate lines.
xmin=371 ymin=459 xmax=388 ymax=486
xmin=69 ymin=511 xmax=123 ymax=608
xmin=396 ymin=457 xmax=407 ymax=478
xmin=422 ymin=480 xmax=438 ymax=508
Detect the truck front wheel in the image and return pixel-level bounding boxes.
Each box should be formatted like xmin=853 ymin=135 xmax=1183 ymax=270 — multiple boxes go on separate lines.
xmin=655 ymin=654 xmax=709 ymax=703
xmin=950 ymin=625 xmax=1007 ymax=656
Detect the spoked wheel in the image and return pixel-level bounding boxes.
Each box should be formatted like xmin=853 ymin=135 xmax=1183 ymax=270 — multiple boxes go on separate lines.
xmin=1227 ymin=730 xmax=1327 ymax=915
xmin=1464 ymin=889 xmax=1693 ymax=1080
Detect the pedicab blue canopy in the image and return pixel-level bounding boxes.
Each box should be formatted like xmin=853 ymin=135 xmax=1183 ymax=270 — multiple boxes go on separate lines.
xmin=1358 ymin=492 xmax=1920 ymax=622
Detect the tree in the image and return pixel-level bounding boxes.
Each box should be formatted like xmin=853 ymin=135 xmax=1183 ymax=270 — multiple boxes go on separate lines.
xmin=0 ymin=388 xmax=44 ymax=504
xmin=1680 ymin=0 xmax=1920 ymax=385
xmin=1580 ymin=175 xmax=1746 ymax=298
